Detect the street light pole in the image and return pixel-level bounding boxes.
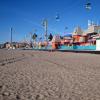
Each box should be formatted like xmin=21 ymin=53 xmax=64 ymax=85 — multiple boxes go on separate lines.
xmin=10 ymin=27 xmax=13 ymax=48
xmin=43 ymin=19 xmax=48 ymax=42
xmin=11 ymin=27 xmax=13 ymax=44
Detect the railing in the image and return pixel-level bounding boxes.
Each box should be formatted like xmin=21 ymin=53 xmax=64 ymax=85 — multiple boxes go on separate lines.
xmin=33 ymin=45 xmax=96 ymax=51
xmin=60 ymin=45 xmax=96 ymax=50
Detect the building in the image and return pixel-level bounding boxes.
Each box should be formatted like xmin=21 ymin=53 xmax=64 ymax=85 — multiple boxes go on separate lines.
xmin=73 ymin=26 xmax=83 ymax=36
xmin=72 ymin=26 xmax=87 ymax=44
xmin=84 ymin=24 xmax=100 ymax=35
xmin=0 ymin=43 xmax=4 ymax=49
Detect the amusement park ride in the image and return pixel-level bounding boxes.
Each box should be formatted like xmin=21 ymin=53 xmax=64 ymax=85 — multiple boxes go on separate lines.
xmin=85 ymin=1 xmax=91 ymax=10
xmin=6 ymin=0 xmax=100 ymax=51
xmin=31 ymin=0 xmax=100 ymax=51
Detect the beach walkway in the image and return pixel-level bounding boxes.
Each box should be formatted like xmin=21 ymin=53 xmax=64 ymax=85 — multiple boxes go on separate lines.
xmin=0 ymin=49 xmax=100 ymax=100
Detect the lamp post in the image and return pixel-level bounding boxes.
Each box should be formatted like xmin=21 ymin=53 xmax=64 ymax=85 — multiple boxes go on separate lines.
xmin=11 ymin=27 xmax=13 ymax=44
xmin=42 ymin=19 xmax=48 ymax=42
xmin=10 ymin=27 xmax=13 ymax=48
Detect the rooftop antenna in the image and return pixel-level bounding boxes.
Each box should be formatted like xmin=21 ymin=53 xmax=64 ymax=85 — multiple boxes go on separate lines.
xmin=88 ymin=20 xmax=91 ymax=27
xmin=97 ymin=21 xmax=99 ymax=26
xmin=92 ymin=21 xmax=94 ymax=26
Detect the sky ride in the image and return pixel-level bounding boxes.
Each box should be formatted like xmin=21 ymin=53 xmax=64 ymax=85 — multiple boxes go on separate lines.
xmin=85 ymin=1 xmax=92 ymax=10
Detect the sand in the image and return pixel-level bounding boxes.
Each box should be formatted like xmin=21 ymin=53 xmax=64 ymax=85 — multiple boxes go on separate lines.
xmin=0 ymin=49 xmax=100 ymax=100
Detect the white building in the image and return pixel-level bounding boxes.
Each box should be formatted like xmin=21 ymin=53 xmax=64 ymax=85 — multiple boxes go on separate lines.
xmin=84 ymin=20 xmax=100 ymax=35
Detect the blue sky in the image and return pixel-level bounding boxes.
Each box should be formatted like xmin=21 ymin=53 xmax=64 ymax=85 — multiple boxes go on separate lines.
xmin=0 ymin=0 xmax=100 ymax=43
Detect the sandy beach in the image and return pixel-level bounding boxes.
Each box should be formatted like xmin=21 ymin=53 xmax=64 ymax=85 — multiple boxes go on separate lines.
xmin=0 ymin=49 xmax=100 ymax=100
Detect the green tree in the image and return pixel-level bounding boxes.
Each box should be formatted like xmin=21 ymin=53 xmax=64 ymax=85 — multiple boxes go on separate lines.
xmin=48 ymin=33 xmax=53 ymax=41
xmin=32 ymin=33 xmax=37 ymax=41
xmin=32 ymin=33 xmax=37 ymax=47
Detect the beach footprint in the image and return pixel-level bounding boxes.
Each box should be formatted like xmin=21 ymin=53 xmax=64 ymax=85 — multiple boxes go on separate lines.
xmin=0 ymin=85 xmax=6 ymax=93
xmin=35 ymin=94 xmax=45 ymax=100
